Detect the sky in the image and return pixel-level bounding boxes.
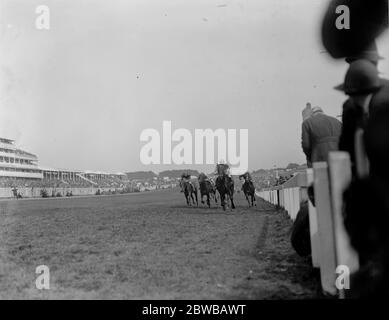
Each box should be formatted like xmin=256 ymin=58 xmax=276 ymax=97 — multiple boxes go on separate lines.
xmin=1 ymin=0 xmax=389 ymax=173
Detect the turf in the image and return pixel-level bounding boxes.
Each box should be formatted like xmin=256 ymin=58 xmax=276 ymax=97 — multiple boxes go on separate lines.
xmin=0 ymin=189 xmax=321 ymax=299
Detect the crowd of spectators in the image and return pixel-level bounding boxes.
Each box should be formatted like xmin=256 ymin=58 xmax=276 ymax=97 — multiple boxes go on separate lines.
xmin=274 ymin=175 xmax=294 ymax=186
xmin=251 ymin=170 xmax=297 ymax=190
xmin=87 ymin=175 xmax=130 ymax=188
xmin=290 ymin=1 xmax=389 ymax=298
xmin=0 ymin=176 xmax=126 ymax=189
xmin=0 ymin=175 xmax=177 ymax=197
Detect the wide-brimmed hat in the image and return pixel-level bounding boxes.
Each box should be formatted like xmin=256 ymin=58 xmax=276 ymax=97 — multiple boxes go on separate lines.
xmin=321 ymin=0 xmax=388 ymax=59
xmin=345 ymin=41 xmax=384 ymax=64
xmin=335 ymin=59 xmax=383 ymax=95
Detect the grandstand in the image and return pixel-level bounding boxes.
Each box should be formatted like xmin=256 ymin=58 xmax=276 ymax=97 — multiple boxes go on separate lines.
xmin=0 ymin=137 xmax=131 ymax=191
xmin=0 ymin=137 xmax=42 ymax=181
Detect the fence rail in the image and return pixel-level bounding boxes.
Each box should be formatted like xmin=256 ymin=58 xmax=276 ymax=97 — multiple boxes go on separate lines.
xmin=257 ymin=151 xmax=358 ymax=298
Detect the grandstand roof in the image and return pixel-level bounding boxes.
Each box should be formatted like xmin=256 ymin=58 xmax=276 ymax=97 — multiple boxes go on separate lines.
xmin=39 ymin=166 xmax=82 ymax=173
xmin=39 ymin=167 xmax=127 ymax=176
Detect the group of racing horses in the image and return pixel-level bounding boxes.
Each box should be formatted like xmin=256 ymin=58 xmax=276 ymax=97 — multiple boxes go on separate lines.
xmin=180 ymin=172 xmax=256 ymax=211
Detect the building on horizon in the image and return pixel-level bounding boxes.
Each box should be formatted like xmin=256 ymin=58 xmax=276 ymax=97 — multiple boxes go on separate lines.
xmin=0 ymin=137 xmax=43 ymax=179
xmin=0 ymin=137 xmax=128 ymax=184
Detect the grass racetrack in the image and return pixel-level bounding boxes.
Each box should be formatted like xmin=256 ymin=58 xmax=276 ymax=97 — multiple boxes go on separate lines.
xmin=0 ymin=189 xmax=321 ymax=299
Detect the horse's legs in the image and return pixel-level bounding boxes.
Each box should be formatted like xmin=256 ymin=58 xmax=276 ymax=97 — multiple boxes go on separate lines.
xmin=230 ymin=193 xmax=236 ymax=209
xmin=185 ymin=192 xmax=191 ymax=206
xmin=190 ymin=190 xmax=198 ymax=207
xmin=245 ymin=192 xmax=251 ymax=207
xmin=194 ymin=190 xmax=198 ymax=206
xmin=220 ymin=193 xmax=226 ymax=210
xmin=206 ymin=194 xmax=210 ymax=208
xmin=225 ymin=194 xmax=230 ymax=209
xmin=201 ymin=193 xmax=205 ymax=204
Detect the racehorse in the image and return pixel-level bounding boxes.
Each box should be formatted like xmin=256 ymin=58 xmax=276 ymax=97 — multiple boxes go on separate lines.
xmin=215 ymin=174 xmax=235 ymax=211
xmin=181 ymin=179 xmax=198 ymax=207
xmin=198 ymin=173 xmax=218 ymax=208
xmin=240 ymin=178 xmax=257 ymax=207
xmin=11 ymin=187 xmax=18 ymax=199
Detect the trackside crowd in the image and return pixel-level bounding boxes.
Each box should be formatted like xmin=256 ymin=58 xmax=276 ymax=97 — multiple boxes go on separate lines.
xmin=291 ymin=0 xmax=389 ymax=298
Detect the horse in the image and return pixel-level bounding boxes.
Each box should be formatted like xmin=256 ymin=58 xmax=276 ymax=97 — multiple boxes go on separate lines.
xmin=180 ymin=179 xmax=198 ymax=207
xmin=198 ymin=173 xmax=218 ymax=208
xmin=215 ymin=174 xmax=235 ymax=211
xmin=208 ymin=178 xmax=218 ymax=204
xmin=11 ymin=187 xmax=18 ymax=199
xmin=241 ymin=179 xmax=256 ymax=207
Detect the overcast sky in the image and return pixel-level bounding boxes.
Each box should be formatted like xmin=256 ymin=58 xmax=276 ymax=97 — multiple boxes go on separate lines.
xmin=1 ymin=0 xmax=389 ymax=173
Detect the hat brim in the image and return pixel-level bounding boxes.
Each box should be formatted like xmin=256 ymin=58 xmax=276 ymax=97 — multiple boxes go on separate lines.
xmin=334 ymin=78 xmax=385 ymax=94
xmin=334 ymin=83 xmax=345 ymax=92
xmin=345 ymin=55 xmax=384 ymax=64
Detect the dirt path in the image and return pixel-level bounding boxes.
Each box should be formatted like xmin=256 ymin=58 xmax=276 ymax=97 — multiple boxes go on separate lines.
xmin=0 ymin=189 xmax=321 ymax=299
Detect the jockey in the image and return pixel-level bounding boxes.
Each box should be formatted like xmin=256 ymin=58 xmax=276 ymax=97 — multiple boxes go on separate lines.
xmin=240 ymin=171 xmax=253 ymax=182
xmin=181 ymin=172 xmax=191 ymax=180
xmin=180 ymin=172 xmax=193 ymax=192
xmin=240 ymin=171 xmax=254 ymax=190
xmin=198 ymin=172 xmax=209 ymax=184
xmin=214 ymin=161 xmax=231 ymax=177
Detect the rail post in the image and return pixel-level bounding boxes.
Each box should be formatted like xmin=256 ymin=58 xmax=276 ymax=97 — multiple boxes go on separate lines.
xmin=313 ymin=162 xmax=337 ymax=296
xmin=328 ymin=151 xmax=359 ymax=298
xmin=306 ymin=168 xmax=320 ymax=268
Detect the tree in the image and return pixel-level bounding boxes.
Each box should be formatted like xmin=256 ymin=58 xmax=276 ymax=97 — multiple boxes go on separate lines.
xmin=286 ymin=163 xmax=299 ymax=170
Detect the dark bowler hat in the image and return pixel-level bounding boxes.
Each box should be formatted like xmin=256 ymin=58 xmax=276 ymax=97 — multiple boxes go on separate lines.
xmin=335 ymin=59 xmax=383 ymax=95
xmin=321 ymin=0 xmax=388 ymax=59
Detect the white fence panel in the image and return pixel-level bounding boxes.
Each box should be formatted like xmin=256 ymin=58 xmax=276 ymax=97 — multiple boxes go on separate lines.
xmin=328 ymin=152 xmax=359 ymax=298
xmin=313 ymin=162 xmax=337 ymax=296
xmin=306 ymin=168 xmax=320 ymax=268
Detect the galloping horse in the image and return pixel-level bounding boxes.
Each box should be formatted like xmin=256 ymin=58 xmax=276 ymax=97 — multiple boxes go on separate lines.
xmin=198 ymin=173 xmax=218 ymax=208
xmin=215 ymin=174 xmax=235 ymax=211
xmin=11 ymin=187 xmax=19 ymax=199
xmin=180 ymin=178 xmax=198 ymax=206
xmin=239 ymin=174 xmax=257 ymax=207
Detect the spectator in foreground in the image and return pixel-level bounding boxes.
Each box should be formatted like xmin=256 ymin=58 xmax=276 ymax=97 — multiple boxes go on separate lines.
xmin=291 ymin=181 xmax=316 ymax=258
xmin=342 ymin=91 xmax=389 ymax=298
xmin=301 ymin=106 xmax=342 ymax=167
xmin=292 ymin=105 xmax=341 ymax=260
xmin=335 ymin=57 xmax=389 ymax=298
xmin=302 ymin=102 xmax=313 ymax=122
xmin=336 ymin=59 xmax=384 ymax=175
xmin=343 ymin=176 xmax=389 ymax=298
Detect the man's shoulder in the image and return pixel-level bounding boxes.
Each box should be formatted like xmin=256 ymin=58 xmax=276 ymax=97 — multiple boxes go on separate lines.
xmin=315 ymin=113 xmax=341 ymax=124
xmin=343 ymin=98 xmax=354 ymax=110
xmin=326 ymin=114 xmax=342 ymax=125
xmin=302 ymin=118 xmax=312 ymax=127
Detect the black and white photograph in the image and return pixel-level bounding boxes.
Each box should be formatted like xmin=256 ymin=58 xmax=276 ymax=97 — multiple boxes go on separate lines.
xmin=1 ymin=0 xmax=389 ymax=307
